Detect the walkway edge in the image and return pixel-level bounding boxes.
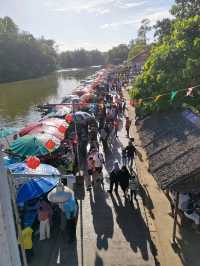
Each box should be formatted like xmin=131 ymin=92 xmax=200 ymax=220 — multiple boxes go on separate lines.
xmin=123 ymin=88 xmax=182 ymax=266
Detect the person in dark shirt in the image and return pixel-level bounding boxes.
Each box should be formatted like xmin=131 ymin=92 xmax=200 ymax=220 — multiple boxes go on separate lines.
xmin=108 ymin=161 xmax=120 ymax=193
xmin=118 ymin=166 xmax=131 ymax=198
xmin=125 ymin=140 xmax=136 ymax=170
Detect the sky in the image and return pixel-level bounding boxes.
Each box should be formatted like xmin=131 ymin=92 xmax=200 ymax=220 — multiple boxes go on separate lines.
xmin=0 ymin=0 xmax=174 ymax=52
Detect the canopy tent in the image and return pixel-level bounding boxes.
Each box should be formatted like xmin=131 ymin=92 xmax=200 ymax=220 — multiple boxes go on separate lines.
xmin=8 ymin=162 xmax=60 ymax=187
xmin=8 ymin=162 xmax=60 ymax=175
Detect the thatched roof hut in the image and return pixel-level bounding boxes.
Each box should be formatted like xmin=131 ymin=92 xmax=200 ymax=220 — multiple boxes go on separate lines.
xmin=137 ymin=109 xmax=200 ymax=192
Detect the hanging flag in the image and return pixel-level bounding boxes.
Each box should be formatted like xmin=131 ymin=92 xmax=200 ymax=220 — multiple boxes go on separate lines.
xmin=186 ymin=87 xmax=193 ymax=97
xmin=154 ymin=95 xmax=162 ymax=102
xmin=170 ymin=90 xmax=178 ymax=102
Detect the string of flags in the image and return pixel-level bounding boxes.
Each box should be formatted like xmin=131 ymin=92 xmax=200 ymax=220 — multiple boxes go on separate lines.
xmin=130 ymin=84 xmax=200 ymax=107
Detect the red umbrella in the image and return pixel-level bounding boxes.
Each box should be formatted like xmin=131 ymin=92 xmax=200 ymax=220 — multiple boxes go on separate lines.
xmin=19 ymin=122 xmax=41 ymax=136
xmin=28 ymin=125 xmax=65 ymax=141
xmin=41 ymin=118 xmax=68 ymax=128
xmin=19 ymin=118 xmax=68 ymax=138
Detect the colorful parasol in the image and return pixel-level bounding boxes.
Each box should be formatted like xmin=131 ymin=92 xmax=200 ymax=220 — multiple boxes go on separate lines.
xmin=10 ymin=135 xmax=58 ymax=157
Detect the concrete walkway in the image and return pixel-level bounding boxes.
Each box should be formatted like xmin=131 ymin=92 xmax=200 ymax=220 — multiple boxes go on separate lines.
xmin=30 ymin=115 xmax=156 ymax=266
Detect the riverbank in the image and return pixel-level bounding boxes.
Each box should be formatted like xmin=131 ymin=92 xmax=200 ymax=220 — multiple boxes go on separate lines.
xmin=0 ymin=68 xmax=95 ymax=128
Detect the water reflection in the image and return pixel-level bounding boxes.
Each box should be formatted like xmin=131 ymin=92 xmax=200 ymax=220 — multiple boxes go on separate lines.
xmin=0 ymin=68 xmax=96 ymax=127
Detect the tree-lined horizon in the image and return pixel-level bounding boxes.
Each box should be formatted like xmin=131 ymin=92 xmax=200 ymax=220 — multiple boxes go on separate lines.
xmin=0 ymin=16 xmax=131 ymax=83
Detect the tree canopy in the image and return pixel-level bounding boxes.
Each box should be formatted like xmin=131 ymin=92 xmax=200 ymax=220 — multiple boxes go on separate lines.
xmin=128 ymin=19 xmax=151 ymax=61
xmin=130 ymin=2 xmax=200 ymax=117
xmin=106 ymin=44 xmax=129 ymax=65
xmin=0 ymin=17 xmax=57 ymax=83
xmin=171 ymin=0 xmax=200 ymax=19
xmin=59 ymin=49 xmax=105 ymax=68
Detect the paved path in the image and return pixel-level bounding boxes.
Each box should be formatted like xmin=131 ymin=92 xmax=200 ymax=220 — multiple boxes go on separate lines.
xmin=30 ymin=116 xmax=156 ymax=266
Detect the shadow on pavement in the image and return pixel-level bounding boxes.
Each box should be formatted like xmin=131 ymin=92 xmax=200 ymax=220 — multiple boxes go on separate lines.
xmin=89 ymin=188 xmax=114 ymax=250
xmin=29 ymin=228 xmax=79 ymax=266
xmin=110 ymin=193 xmax=158 ymax=262
xmin=173 ymin=224 xmax=200 ymax=266
xmin=140 ymin=184 xmax=155 ymax=220
xmin=95 ymin=252 xmax=104 ymax=266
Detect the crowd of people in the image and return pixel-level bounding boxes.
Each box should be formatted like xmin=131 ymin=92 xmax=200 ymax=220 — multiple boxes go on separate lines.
xmin=18 ymin=66 xmax=141 ymax=264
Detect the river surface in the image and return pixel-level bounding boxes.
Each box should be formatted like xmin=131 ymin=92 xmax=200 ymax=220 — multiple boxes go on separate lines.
xmin=0 ymin=68 xmax=98 ymax=128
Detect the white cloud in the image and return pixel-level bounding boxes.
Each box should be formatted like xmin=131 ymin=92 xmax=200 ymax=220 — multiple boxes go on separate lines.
xmin=52 ymin=0 xmax=114 ymax=15
xmin=100 ymin=18 xmax=140 ymax=29
xmin=100 ymin=6 xmax=172 ymax=30
xmin=50 ymin=0 xmax=148 ymax=15
xmin=146 ymin=9 xmax=173 ymax=24
xmin=117 ymin=1 xmax=148 ymax=9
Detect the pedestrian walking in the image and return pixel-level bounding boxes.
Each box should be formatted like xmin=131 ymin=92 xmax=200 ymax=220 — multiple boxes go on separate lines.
xmin=113 ymin=119 xmax=119 ymax=137
xmin=37 ymin=202 xmax=52 ymax=240
xmin=119 ymin=166 xmax=131 ymax=198
xmin=93 ymin=150 xmax=105 ymax=188
xmin=108 ymin=161 xmax=120 ymax=193
xmin=121 ymin=148 xmax=127 ymax=166
xmin=125 ymin=140 xmax=136 ymax=170
xmin=129 ymin=171 xmax=139 ymax=204
xmin=63 ymin=196 xmax=79 ymax=243
xmin=122 ymin=100 xmax=126 ymax=115
xmin=125 ymin=117 xmax=131 ymax=138
xmin=87 ymin=155 xmax=95 ymax=191
xmin=18 ymin=226 xmax=34 ymax=263
xmin=100 ymin=126 xmax=108 ymax=152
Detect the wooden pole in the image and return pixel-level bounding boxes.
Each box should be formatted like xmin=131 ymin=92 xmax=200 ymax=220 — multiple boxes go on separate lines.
xmin=172 ymin=192 xmax=179 ymax=245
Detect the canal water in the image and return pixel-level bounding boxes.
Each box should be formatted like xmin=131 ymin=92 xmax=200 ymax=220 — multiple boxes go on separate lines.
xmin=0 ymin=68 xmax=98 ymax=128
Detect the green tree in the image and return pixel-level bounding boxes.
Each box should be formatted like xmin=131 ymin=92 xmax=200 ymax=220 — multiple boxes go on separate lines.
xmin=154 ymin=18 xmax=173 ymax=43
xmin=0 ymin=16 xmax=18 ymax=34
xmin=171 ymin=0 xmax=200 ymax=19
xmin=59 ymin=49 xmax=105 ymax=68
xmin=107 ymin=44 xmax=129 ymax=64
xmin=131 ymin=16 xmax=200 ymax=116
xmin=0 ymin=16 xmax=57 ymax=83
xmin=128 ymin=19 xmax=151 ymax=61
xmin=137 ymin=18 xmax=151 ymax=45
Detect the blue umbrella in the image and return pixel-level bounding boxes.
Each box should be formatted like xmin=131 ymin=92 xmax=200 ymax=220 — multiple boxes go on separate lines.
xmin=3 ymin=156 xmax=20 ymax=166
xmin=8 ymin=162 xmax=60 ymax=175
xmin=16 ymin=177 xmax=59 ymax=205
